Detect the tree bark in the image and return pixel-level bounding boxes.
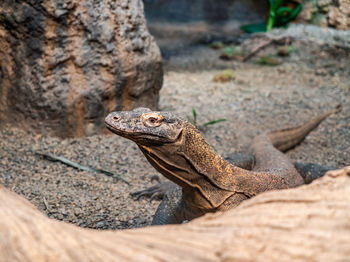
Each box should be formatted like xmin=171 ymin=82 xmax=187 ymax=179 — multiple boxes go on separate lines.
xmin=0 ymin=0 xmax=162 ymax=137
xmin=0 ymin=167 xmax=349 ymax=261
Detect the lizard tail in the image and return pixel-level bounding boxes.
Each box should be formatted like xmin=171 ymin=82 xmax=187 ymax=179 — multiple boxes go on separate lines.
xmin=268 ymin=105 xmax=341 ymax=152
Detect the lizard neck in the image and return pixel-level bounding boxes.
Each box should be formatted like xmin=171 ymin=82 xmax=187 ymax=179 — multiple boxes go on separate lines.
xmin=138 ymin=123 xmax=243 ymax=210
xmin=181 ymin=125 xmax=243 ymax=190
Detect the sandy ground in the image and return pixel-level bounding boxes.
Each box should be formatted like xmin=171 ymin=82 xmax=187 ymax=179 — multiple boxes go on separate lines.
xmin=1 ymin=27 xmax=349 ymax=229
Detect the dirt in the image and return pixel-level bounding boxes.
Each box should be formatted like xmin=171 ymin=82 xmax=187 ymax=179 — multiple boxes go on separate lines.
xmin=1 ymin=25 xmax=349 ymax=230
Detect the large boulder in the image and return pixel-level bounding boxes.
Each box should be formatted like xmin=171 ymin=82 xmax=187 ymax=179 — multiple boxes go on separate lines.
xmin=0 ymin=0 xmax=162 ymax=137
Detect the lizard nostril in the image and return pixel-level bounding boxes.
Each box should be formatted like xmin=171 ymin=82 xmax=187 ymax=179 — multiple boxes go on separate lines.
xmin=112 ymin=116 xmax=121 ymax=121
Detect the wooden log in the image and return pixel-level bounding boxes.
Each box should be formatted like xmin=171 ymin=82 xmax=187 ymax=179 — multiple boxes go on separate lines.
xmin=1 ymin=167 xmax=349 ymax=261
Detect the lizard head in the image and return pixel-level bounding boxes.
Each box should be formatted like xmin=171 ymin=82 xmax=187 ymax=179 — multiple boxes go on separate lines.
xmin=105 ymin=108 xmax=234 ymax=210
xmin=105 ymin=108 xmax=185 ymax=145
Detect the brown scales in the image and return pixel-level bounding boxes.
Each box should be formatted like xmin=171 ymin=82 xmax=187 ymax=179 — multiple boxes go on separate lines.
xmin=105 ymin=107 xmax=341 ymax=224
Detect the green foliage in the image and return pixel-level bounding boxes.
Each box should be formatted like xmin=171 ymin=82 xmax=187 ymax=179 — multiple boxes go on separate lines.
xmin=240 ymin=23 xmax=267 ymax=33
xmin=213 ymin=69 xmax=235 ymax=83
xmin=219 ymin=46 xmax=245 ymax=60
xmin=223 ymin=46 xmax=238 ymax=56
xmin=240 ymin=0 xmax=303 ymax=33
xmin=209 ymin=41 xmax=225 ymax=49
xmin=191 ymin=107 xmax=198 ymax=126
xmin=267 ymin=0 xmax=303 ymax=31
xmin=257 ymin=55 xmax=282 ymax=66
xmin=187 ymin=107 xmax=226 ymax=130
xmin=202 ymin=119 xmax=227 ymax=127
xmin=277 ymin=45 xmax=295 ymax=56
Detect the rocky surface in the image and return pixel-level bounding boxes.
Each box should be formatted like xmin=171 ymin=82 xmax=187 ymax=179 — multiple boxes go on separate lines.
xmin=0 ymin=0 xmax=162 ymax=137
xmin=298 ymin=0 xmax=350 ymax=29
xmin=265 ymin=24 xmax=350 ymax=48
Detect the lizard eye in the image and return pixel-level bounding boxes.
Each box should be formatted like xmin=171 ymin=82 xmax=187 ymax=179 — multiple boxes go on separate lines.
xmin=141 ymin=113 xmax=164 ymax=127
xmin=148 ymin=117 xmax=157 ymax=123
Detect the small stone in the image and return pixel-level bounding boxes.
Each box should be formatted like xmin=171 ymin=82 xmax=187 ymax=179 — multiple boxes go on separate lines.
xmin=132 ymin=38 xmax=144 ymax=51
xmin=96 ymin=221 xmax=106 ymax=228
xmin=106 ymin=42 xmax=114 ymax=52
xmin=74 ymin=208 xmax=82 ymax=216
xmin=54 ymin=9 xmax=67 ymax=18
xmin=317 ymin=0 xmax=332 ymax=8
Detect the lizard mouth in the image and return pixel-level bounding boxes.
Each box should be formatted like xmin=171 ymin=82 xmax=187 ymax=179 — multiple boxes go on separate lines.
xmin=105 ymin=121 xmax=138 ymax=138
xmin=105 ymin=121 xmax=169 ymax=143
xmin=105 ymin=122 xmax=122 ymax=134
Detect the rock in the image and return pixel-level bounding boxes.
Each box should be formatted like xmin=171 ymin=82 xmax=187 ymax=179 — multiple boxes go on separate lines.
xmin=96 ymin=221 xmax=106 ymax=228
xmin=0 ymin=0 xmax=163 ymax=137
xmin=297 ymin=0 xmax=350 ymax=29
xmin=328 ymin=2 xmax=350 ymax=30
xmin=266 ymin=24 xmax=350 ymax=49
xmin=0 ymin=167 xmax=350 ymax=261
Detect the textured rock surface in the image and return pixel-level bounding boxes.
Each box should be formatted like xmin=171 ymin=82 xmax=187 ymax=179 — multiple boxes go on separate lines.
xmin=265 ymin=24 xmax=350 ymax=48
xmin=0 ymin=167 xmax=350 ymax=261
xmin=298 ymin=0 xmax=350 ymax=29
xmin=0 ymin=0 xmax=162 ymax=137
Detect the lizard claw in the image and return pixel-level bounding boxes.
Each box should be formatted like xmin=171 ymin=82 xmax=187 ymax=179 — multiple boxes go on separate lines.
xmin=131 ymin=184 xmax=165 ymax=201
xmin=130 ymin=181 xmax=175 ymax=201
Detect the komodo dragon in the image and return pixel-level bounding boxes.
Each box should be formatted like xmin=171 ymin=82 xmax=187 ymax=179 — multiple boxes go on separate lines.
xmin=105 ymin=107 xmax=340 ymax=225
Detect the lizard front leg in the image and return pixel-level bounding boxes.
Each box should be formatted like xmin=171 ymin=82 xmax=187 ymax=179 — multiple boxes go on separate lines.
xmin=131 ymin=181 xmax=177 ymax=200
xmin=151 ymin=185 xmax=184 ymax=225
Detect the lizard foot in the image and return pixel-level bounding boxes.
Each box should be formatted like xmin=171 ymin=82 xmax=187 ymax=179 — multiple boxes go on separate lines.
xmin=131 ymin=181 xmax=176 ymax=201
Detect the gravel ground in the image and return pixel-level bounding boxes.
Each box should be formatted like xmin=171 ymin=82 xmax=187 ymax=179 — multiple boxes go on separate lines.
xmin=1 ymin=26 xmax=349 ymax=230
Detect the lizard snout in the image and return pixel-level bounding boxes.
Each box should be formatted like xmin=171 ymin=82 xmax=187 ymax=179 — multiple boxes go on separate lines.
xmin=105 ymin=112 xmax=122 ymax=127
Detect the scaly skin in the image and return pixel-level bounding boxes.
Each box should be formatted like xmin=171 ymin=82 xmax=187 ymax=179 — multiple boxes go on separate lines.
xmin=105 ymin=107 xmax=340 ymax=225
xmin=130 ymin=159 xmax=336 ymax=200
